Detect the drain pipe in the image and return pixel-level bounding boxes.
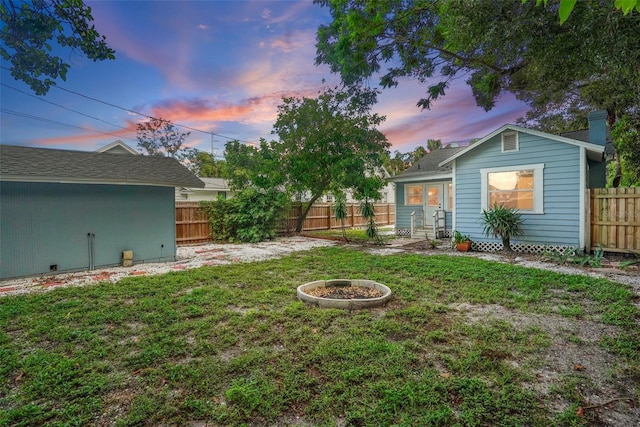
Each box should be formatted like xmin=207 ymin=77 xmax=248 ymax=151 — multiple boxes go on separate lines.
xmin=87 ymin=233 xmax=95 ymax=270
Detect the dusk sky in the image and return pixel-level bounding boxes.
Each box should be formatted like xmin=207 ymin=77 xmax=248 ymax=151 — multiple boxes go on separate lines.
xmin=1 ymin=0 xmax=532 ymax=156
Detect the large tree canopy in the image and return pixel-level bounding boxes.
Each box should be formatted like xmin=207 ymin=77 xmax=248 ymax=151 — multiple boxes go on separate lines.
xmin=315 ymin=0 xmax=639 ymax=124
xmin=1 ymin=0 xmax=115 ymax=95
xmin=224 ymin=86 xmax=390 ymax=232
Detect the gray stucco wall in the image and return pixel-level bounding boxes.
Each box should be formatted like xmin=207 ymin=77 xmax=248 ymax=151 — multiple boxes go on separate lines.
xmin=454 ymin=131 xmax=582 ymax=247
xmin=1 ymin=182 xmax=176 ymax=279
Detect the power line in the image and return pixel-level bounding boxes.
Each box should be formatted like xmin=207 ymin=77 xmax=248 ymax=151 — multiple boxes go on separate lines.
xmin=51 ymin=85 xmax=254 ymax=144
xmin=1 ymin=64 xmax=256 ymax=145
xmin=0 ymin=108 xmax=138 ymax=142
xmin=1 ymin=83 xmax=132 ymax=132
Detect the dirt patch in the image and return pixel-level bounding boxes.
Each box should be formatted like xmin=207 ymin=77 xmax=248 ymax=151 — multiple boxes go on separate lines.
xmin=305 ymin=285 xmax=384 ymax=299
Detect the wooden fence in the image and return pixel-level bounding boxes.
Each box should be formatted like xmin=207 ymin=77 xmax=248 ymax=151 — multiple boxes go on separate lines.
xmin=277 ymin=203 xmax=395 ymax=233
xmin=590 ymin=187 xmax=640 ymax=253
xmin=176 ymin=202 xmax=396 ymax=245
xmin=176 ymin=202 xmax=212 ymax=245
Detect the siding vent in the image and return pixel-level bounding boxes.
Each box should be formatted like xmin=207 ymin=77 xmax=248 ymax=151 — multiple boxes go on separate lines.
xmin=502 ymin=132 xmax=519 ymax=152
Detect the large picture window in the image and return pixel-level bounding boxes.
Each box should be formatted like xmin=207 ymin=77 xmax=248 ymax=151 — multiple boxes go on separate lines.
xmin=405 ymin=184 xmax=423 ymax=205
xmin=480 ymin=164 xmax=544 ymax=213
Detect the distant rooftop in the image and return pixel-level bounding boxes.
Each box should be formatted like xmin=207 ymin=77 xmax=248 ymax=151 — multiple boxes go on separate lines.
xmin=0 ymin=145 xmax=204 ymax=188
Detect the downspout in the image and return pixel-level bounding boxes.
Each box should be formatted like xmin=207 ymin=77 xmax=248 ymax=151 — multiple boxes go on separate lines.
xmin=579 ymin=148 xmax=586 ymax=252
xmin=87 ymin=233 xmax=95 ymax=270
xmin=451 ymin=160 xmax=457 ymax=234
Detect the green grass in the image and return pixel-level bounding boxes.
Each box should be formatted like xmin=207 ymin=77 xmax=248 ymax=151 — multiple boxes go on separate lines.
xmin=304 ymin=227 xmax=396 ymax=242
xmin=1 ymin=247 xmax=638 ymax=426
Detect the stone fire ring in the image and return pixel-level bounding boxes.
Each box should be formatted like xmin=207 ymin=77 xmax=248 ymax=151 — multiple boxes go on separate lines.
xmin=297 ymin=279 xmax=392 ymax=309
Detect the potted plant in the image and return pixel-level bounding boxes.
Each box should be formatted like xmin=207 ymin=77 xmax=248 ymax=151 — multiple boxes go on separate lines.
xmin=454 ymin=230 xmax=472 ymax=252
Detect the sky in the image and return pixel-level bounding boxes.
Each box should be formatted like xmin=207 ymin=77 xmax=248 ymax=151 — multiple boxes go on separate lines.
xmin=0 ymin=0 xmax=532 ymax=156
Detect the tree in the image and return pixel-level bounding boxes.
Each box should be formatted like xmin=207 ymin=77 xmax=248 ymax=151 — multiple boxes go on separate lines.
xmin=1 ymin=0 xmax=115 ymax=95
xmin=272 ymin=85 xmax=389 ymax=232
xmin=382 ymin=150 xmax=410 ymax=176
xmin=224 ymin=86 xmax=390 ymax=233
xmin=192 ymin=151 xmax=225 ymax=178
xmin=136 ymin=117 xmax=191 ymax=158
xmin=315 ymin=0 xmax=639 ymax=126
xmin=426 ymin=139 xmax=442 ymax=152
xmin=524 ymin=0 xmax=639 ymax=24
xmin=609 ymin=114 xmax=640 ymax=187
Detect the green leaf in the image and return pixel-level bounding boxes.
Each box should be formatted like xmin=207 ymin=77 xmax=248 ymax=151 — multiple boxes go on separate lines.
xmin=558 ymin=0 xmax=577 ymax=24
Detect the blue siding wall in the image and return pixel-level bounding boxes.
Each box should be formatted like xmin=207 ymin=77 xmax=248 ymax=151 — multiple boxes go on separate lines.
xmin=454 ymin=132 xmax=582 ymax=246
xmin=394 ymin=181 xmax=453 ymax=231
xmin=395 ymin=183 xmax=422 ymax=229
xmin=1 ymin=182 xmax=176 ymax=279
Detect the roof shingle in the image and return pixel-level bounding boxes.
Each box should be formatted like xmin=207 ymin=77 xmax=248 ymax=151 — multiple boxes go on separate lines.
xmin=0 ymin=145 xmax=204 ymax=188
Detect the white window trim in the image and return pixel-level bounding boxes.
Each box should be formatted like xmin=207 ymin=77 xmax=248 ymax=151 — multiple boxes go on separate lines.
xmin=405 ymin=184 xmax=423 ymax=206
xmin=480 ymin=163 xmax=544 ymax=214
xmin=501 ymin=131 xmax=519 ymax=153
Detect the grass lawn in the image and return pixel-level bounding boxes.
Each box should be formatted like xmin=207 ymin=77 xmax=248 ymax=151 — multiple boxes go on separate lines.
xmin=1 ymin=246 xmax=639 ymax=426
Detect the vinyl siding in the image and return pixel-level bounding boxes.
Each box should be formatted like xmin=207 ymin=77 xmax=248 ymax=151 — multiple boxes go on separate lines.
xmin=394 ymin=180 xmax=453 ymax=230
xmin=395 ymin=182 xmax=421 ymax=229
xmin=454 ymin=131 xmax=582 ymax=246
xmin=1 ymin=182 xmax=176 ymax=279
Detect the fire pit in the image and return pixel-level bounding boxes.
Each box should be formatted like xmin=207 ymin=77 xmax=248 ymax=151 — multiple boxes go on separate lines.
xmin=297 ymin=279 xmax=392 ymax=309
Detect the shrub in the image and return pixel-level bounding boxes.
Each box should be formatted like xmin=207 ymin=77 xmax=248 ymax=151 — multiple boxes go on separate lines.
xmin=202 ymin=188 xmax=287 ymax=243
xmin=480 ymin=202 xmax=524 ymax=252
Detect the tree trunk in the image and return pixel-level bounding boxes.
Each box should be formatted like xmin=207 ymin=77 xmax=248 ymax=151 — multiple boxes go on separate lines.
xmin=502 ymin=237 xmax=513 ymax=252
xmin=294 ymin=186 xmax=329 ymax=233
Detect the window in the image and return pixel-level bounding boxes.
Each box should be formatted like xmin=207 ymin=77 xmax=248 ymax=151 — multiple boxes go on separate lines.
xmin=405 ymin=184 xmax=423 ymax=205
xmin=501 ymin=132 xmax=519 ymax=152
xmin=480 ymin=164 xmax=544 ymax=213
xmin=448 ymin=183 xmax=453 ymax=210
xmin=325 ymin=193 xmax=334 ymax=203
xmin=218 ymin=191 xmax=227 ymax=200
xmin=427 ymin=186 xmax=439 ymax=207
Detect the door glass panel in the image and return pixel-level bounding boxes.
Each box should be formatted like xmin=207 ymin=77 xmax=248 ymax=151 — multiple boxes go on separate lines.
xmin=427 ymin=187 xmax=439 ymax=207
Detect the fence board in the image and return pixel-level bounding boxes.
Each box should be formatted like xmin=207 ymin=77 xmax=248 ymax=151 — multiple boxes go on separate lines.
xmin=176 ymin=202 xmax=212 ymax=245
xmin=590 ymin=188 xmax=640 ymax=253
xmin=176 ymin=202 xmax=396 ymax=245
xmin=276 ymin=203 xmax=395 ymax=233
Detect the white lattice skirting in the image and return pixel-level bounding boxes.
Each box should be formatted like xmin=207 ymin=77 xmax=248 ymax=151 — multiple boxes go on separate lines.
xmin=395 ymin=229 xmax=571 ymax=254
xmin=472 ymin=241 xmax=571 ymax=255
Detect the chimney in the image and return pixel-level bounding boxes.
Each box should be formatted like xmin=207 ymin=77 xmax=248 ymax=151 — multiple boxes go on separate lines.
xmin=588 ymin=110 xmax=607 ymax=146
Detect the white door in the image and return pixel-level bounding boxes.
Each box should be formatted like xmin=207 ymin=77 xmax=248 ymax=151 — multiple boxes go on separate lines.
xmin=423 ymin=183 xmax=444 ymax=226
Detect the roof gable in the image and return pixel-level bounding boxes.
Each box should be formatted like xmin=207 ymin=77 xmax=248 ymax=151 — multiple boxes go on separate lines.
xmin=439 ymin=125 xmax=605 ymax=167
xmin=0 ymin=145 xmax=204 ymax=188
xmin=95 ymin=140 xmax=139 ymax=155
xmin=388 ymin=146 xmax=466 ymax=182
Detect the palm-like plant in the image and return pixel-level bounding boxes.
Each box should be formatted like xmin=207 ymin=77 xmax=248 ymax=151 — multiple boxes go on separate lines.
xmin=333 ymin=192 xmax=349 ymax=242
xmin=481 ymin=202 xmax=524 ymax=252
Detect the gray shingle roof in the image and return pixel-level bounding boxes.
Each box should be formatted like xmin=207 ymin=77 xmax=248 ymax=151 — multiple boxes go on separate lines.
xmin=390 ymin=146 xmax=466 ymax=181
xmin=0 ymin=145 xmax=204 ymax=188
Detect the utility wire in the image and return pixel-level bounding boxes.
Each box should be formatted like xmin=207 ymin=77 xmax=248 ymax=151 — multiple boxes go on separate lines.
xmin=1 ymin=83 xmax=132 ymax=132
xmin=0 ymin=108 xmax=138 ymax=142
xmin=51 ymin=85 xmax=254 ymax=144
xmin=1 ymin=64 xmax=255 ymax=144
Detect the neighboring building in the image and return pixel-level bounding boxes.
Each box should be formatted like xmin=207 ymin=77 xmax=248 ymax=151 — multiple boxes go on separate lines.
xmin=175 ymin=177 xmax=233 ymax=202
xmin=391 ymin=111 xmax=608 ymax=253
xmin=95 ymin=140 xmax=139 ymax=155
xmin=296 ymin=167 xmax=396 ymax=204
xmin=0 ymin=145 xmax=204 ymax=279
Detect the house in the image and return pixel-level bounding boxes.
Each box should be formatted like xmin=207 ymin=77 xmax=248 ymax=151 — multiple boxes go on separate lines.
xmin=95 ymin=140 xmax=139 ymax=155
xmin=295 ymin=167 xmax=396 ymax=204
xmin=389 ymin=146 xmax=465 ymax=238
xmin=0 ymin=145 xmax=204 ymax=279
xmin=391 ymin=111 xmax=608 ymax=253
xmin=175 ymin=177 xmax=233 ymax=202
